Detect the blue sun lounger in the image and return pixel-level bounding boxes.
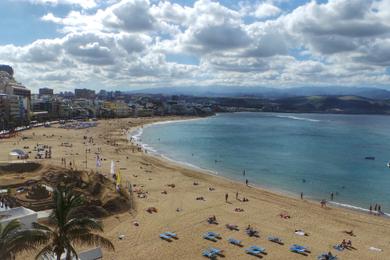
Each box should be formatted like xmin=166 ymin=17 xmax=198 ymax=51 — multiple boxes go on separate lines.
xmin=228 ymin=238 xmax=242 ymax=246
xmin=160 ymin=232 xmax=177 ymax=241
xmin=160 ymin=233 xmax=172 ymax=241
xmin=317 ymin=253 xmax=337 ymax=260
xmin=246 ymin=245 xmax=266 ymax=256
xmin=203 ymin=231 xmax=221 ymax=241
xmin=268 ymin=236 xmax=283 ymax=244
xmin=202 ymin=247 xmax=223 ymax=258
xmin=164 ymin=232 xmax=177 ymax=238
xmin=202 ymin=249 xmax=217 ymax=258
xmin=206 ymin=231 xmax=221 ymax=238
xmin=290 ymin=244 xmax=308 ymax=254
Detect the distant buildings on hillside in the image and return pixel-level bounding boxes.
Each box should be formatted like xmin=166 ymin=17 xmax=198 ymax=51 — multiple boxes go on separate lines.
xmin=0 ymin=65 xmax=218 ymax=130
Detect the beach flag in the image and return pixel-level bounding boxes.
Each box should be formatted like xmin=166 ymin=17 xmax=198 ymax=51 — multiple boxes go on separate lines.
xmin=96 ymin=155 xmax=101 ymax=167
xmin=110 ymin=160 xmax=115 ymax=177
xmin=116 ymin=169 xmax=121 ymax=186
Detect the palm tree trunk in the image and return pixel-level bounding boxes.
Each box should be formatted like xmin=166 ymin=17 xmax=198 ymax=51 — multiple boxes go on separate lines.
xmin=56 ymin=249 xmax=63 ymax=260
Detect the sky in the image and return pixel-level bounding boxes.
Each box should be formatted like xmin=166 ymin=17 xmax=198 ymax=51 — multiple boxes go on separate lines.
xmin=0 ymin=0 xmax=390 ymax=92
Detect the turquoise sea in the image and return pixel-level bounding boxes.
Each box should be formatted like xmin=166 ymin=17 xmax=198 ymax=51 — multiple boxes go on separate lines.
xmin=134 ymin=112 xmax=390 ymax=213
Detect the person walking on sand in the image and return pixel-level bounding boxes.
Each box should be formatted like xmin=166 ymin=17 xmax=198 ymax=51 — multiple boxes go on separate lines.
xmin=236 ymin=192 xmax=239 ymax=200
xmin=300 ymin=192 xmax=303 ymax=200
xmin=225 ymin=193 xmax=228 ymax=203
xmin=246 ymin=179 xmax=249 ymax=186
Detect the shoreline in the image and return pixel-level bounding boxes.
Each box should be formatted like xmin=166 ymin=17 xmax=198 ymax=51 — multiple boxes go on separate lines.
xmin=129 ymin=116 xmax=390 ymax=218
xmin=5 ymin=116 xmax=390 ymax=259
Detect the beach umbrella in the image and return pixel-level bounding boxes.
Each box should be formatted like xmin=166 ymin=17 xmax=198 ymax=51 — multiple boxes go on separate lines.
xmin=9 ymin=149 xmax=27 ymax=157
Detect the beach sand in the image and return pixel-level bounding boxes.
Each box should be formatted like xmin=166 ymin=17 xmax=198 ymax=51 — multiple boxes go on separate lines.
xmin=1 ymin=117 xmax=390 ymax=260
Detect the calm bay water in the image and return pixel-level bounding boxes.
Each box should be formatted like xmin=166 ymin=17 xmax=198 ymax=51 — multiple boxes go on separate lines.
xmin=137 ymin=112 xmax=390 ymax=212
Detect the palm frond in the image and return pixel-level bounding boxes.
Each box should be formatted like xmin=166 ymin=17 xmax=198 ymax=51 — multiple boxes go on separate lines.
xmin=1 ymin=220 xmax=22 ymax=238
xmin=35 ymin=245 xmax=55 ymax=260
xmin=64 ymin=218 xmax=103 ymax=233
xmin=71 ymin=233 xmax=115 ymax=251
xmin=7 ymin=229 xmax=49 ymax=254
xmin=32 ymin=222 xmax=53 ymax=232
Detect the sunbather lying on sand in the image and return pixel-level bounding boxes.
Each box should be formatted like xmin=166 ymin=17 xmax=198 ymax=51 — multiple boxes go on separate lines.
xmin=146 ymin=207 xmax=158 ymax=213
xmin=279 ymin=212 xmax=291 ymax=219
xmin=234 ymin=208 xmax=244 ymax=212
xmin=196 ymin=196 xmax=205 ymax=201
xmin=294 ymin=229 xmax=309 ymax=236
xmin=207 ymin=215 xmax=218 ymax=224
xmin=226 ymin=224 xmax=239 ymax=231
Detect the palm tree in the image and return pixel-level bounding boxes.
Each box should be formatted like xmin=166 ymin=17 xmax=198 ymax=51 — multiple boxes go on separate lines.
xmin=0 ymin=219 xmax=48 ymax=260
xmin=34 ymin=186 xmax=114 ymax=260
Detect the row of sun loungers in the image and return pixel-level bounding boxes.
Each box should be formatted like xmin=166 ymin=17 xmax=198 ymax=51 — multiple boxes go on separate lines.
xmin=160 ymin=230 xmax=336 ymax=259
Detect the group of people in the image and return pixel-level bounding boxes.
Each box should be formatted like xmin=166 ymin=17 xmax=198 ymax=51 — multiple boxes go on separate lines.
xmin=34 ymin=144 xmax=52 ymax=159
xmin=369 ymin=203 xmax=383 ymax=214
xmin=0 ymin=196 xmax=13 ymax=210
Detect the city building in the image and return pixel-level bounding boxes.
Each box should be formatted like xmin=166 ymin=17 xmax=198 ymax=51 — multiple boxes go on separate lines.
xmin=75 ymin=88 xmax=96 ymax=99
xmin=0 ymin=68 xmax=31 ymax=126
xmin=39 ymin=87 xmax=54 ymax=96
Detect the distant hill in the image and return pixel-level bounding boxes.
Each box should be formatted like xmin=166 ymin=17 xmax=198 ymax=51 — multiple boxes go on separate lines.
xmin=264 ymin=95 xmax=390 ymax=114
xmin=128 ymin=86 xmax=390 ymax=100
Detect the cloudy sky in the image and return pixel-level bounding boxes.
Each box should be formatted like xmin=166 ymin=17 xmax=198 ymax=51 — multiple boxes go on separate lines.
xmin=0 ymin=0 xmax=390 ymax=92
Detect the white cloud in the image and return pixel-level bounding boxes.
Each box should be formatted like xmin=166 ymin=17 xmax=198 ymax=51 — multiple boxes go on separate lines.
xmin=254 ymin=3 xmax=282 ymax=19
xmin=2 ymin=0 xmax=390 ymax=92
xmin=27 ymin=0 xmax=100 ymax=9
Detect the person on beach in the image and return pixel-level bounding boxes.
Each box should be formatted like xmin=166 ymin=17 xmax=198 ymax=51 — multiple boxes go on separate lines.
xmin=374 ymin=204 xmax=378 ymax=211
xmin=236 ymin=192 xmax=239 ymax=200
xmin=225 ymin=193 xmax=228 ymax=203
xmin=300 ymin=192 xmax=303 ymax=200
xmin=243 ymin=169 xmax=246 ymax=176
xmin=378 ymin=205 xmax=381 ymax=212
xmin=369 ymin=204 xmax=372 ymax=213
xmin=330 ymin=192 xmax=334 ymax=201
xmin=246 ymin=179 xmax=249 ymax=186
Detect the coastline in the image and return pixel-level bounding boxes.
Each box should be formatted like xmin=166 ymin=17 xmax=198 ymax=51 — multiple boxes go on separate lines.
xmin=4 ymin=116 xmax=389 ymax=260
xmin=128 ymin=116 xmax=390 ymax=218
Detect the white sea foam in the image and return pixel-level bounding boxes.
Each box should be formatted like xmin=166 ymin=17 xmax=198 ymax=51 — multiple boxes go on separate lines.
xmin=127 ymin=117 xmax=219 ymax=176
xmin=329 ymin=201 xmax=390 ymax=217
xmin=274 ymin=114 xmax=320 ymax=122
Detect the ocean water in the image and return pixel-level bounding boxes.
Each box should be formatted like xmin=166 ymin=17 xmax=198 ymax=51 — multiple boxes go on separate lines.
xmin=135 ymin=112 xmax=390 ymax=213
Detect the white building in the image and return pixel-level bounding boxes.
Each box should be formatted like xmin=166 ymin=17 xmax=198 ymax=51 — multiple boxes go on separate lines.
xmin=0 ymin=206 xmax=38 ymax=228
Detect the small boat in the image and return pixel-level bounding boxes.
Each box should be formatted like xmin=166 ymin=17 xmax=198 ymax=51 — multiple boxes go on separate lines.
xmin=365 ymin=156 xmax=375 ymax=160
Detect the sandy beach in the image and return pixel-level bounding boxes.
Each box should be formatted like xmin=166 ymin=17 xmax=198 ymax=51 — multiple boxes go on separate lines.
xmin=1 ymin=117 xmax=390 ymax=260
